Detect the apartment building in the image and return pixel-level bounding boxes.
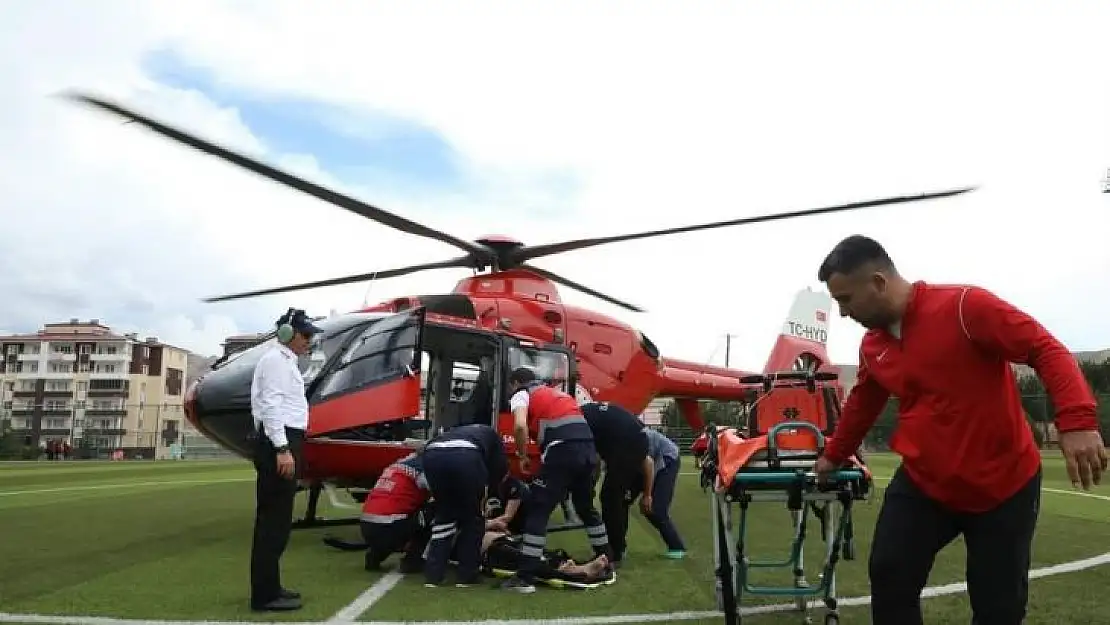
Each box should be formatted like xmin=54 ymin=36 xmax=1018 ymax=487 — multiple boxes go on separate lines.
xmin=0 ymin=319 xmax=191 ymax=459
xmin=222 ymin=333 xmax=268 ymax=358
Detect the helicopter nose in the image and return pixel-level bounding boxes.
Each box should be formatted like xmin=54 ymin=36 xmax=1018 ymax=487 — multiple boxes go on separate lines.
xmin=185 ymin=377 xmax=256 ymax=459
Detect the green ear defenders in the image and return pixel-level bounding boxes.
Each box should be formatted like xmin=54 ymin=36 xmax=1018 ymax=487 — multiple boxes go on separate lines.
xmin=276 ymin=308 xmax=297 ymax=343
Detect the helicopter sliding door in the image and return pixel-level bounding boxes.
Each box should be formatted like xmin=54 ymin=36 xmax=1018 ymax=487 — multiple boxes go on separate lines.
xmin=306 ymin=307 xmax=426 ymax=437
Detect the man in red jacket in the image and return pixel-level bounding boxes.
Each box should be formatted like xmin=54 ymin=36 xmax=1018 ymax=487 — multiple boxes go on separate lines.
xmin=813 ymin=235 xmax=1106 ymax=625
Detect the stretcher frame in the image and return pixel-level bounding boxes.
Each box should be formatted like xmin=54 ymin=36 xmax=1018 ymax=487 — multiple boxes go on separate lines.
xmin=701 ymin=419 xmax=871 ymax=625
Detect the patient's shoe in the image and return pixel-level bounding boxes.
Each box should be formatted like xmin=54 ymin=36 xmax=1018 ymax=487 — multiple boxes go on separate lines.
xmin=500 ymin=575 xmax=536 ymax=594
xmin=664 ymin=550 xmax=686 ymax=560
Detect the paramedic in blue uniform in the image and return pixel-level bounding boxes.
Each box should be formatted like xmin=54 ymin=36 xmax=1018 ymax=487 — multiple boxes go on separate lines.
xmin=581 ymin=401 xmax=651 ymax=566
xmin=420 ymin=423 xmax=509 ymax=588
xmin=814 ymin=235 xmax=1106 ymax=625
xmin=248 ymin=308 xmax=322 ymax=612
xmin=500 ymin=367 xmax=612 ymax=594
xmin=631 ymin=427 xmax=686 ymax=557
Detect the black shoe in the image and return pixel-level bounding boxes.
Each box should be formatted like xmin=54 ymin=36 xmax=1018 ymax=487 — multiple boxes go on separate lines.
xmin=455 ymin=573 xmax=482 ymax=588
xmin=499 ymin=575 xmax=536 ymax=594
xmin=280 ymin=588 xmax=300 ymax=600
xmin=251 ymin=596 xmax=302 ymax=611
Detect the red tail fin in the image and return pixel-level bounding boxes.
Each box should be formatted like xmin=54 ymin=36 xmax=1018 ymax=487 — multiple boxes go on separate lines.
xmin=762 ymin=287 xmax=839 ymax=378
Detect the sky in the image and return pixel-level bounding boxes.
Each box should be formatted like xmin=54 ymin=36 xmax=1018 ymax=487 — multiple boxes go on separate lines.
xmin=1 ymin=1 xmax=1109 ymax=372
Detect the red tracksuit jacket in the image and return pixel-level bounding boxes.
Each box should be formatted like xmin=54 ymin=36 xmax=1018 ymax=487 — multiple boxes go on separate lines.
xmin=824 ymin=281 xmax=1098 ymax=513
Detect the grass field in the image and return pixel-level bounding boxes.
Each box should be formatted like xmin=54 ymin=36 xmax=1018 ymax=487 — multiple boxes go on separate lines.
xmin=2 ymin=453 xmax=1109 ymax=624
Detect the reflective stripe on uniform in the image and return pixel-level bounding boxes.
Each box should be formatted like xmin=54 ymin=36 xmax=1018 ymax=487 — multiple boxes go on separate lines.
xmin=430 ymin=521 xmax=457 ymax=542
xmin=538 ymin=414 xmax=590 ymax=447
xmin=426 ymin=439 xmax=478 ymax=450
xmin=585 ymin=522 xmax=610 ymax=547
xmin=360 ymin=512 xmax=409 ymax=524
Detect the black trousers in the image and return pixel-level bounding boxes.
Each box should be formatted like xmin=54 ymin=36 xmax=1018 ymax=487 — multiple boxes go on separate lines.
xmin=869 ymin=465 xmax=1042 ymax=625
xmin=518 ymin=441 xmax=611 ymax=582
xmin=599 ymin=434 xmax=648 ymax=559
xmin=422 ymin=447 xmax=487 ymax=585
xmin=484 ymin=536 xmax=583 ymax=581
xmin=249 ymin=426 xmax=305 ymax=606
xmin=360 ymin=516 xmax=428 ymax=569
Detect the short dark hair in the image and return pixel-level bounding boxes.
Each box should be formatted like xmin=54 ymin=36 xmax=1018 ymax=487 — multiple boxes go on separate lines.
xmin=817 ymin=235 xmax=895 ymax=282
xmin=509 ymin=367 xmax=537 ymax=385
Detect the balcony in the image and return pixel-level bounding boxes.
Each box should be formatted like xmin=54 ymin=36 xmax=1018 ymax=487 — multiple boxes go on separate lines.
xmin=83 ymin=428 xmax=127 ymax=436
xmin=89 ymin=370 xmax=128 ymax=379
xmin=86 ymin=408 xmax=127 ymax=416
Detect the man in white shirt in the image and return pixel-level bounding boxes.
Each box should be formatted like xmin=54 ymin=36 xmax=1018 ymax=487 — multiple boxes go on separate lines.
xmin=249 ymin=308 xmax=322 ymax=612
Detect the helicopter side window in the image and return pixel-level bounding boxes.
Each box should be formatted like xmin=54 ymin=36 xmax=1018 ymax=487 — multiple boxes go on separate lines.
xmin=298 ymin=325 xmax=366 ymax=385
xmin=506 ymin=346 xmax=572 ymax=396
xmin=314 ymin=313 xmax=422 ymax=400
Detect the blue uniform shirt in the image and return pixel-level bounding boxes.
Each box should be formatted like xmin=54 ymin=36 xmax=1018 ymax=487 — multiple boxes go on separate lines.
xmin=644 ymin=428 xmax=679 ymax=477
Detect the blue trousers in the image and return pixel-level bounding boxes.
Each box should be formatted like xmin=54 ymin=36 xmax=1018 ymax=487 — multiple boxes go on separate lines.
xmin=630 ymin=454 xmax=685 ymax=551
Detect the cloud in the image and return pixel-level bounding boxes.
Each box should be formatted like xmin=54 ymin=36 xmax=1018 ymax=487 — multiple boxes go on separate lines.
xmin=3 ymin=1 xmax=1110 ymax=372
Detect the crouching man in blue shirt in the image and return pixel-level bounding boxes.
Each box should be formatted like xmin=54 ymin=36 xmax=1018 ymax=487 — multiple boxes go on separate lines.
xmin=629 ymin=428 xmax=686 ymax=559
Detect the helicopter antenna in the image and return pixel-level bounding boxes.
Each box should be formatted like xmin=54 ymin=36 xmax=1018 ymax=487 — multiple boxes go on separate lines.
xmin=361 ymin=271 xmax=380 ymax=307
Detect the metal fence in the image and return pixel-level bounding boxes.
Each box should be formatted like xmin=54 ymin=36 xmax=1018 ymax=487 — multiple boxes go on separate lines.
xmin=0 ymin=402 xmax=237 ymax=461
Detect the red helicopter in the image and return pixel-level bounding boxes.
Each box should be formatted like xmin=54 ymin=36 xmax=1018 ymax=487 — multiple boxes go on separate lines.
xmin=65 ymin=92 xmax=972 ymax=527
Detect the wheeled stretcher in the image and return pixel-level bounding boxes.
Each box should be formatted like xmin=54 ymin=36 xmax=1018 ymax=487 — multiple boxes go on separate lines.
xmin=699 ymin=372 xmax=873 ymax=625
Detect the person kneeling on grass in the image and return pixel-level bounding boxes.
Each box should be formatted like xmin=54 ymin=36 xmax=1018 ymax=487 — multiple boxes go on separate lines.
xmin=359 ymin=453 xmax=432 ymax=573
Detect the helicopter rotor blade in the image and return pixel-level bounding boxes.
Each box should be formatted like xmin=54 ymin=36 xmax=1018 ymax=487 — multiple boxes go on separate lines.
xmin=61 ymin=92 xmax=491 ymax=260
xmin=202 ymin=255 xmax=476 ymax=303
xmin=510 ymin=187 xmax=976 ymax=264
xmin=521 ymin=264 xmax=645 ymax=313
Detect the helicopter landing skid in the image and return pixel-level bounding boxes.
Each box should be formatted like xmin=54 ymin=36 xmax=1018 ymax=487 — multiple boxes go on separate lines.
xmin=292 ymin=481 xmax=361 ymax=530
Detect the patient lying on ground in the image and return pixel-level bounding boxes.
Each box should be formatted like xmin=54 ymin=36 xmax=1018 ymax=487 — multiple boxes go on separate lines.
xmin=480 ymin=530 xmax=612 ymax=583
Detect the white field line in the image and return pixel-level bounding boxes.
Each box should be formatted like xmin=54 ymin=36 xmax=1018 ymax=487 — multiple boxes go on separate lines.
xmin=326 ymin=571 xmax=405 ymax=623
xmin=0 ymin=477 xmax=252 ymax=497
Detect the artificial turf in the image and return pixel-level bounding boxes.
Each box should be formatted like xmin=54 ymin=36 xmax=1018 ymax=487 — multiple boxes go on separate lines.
xmin=1 ymin=453 xmax=1108 ymax=624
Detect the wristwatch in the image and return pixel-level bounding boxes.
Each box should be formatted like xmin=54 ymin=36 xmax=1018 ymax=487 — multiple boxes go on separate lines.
xmin=275 ymin=445 xmax=290 ymax=454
